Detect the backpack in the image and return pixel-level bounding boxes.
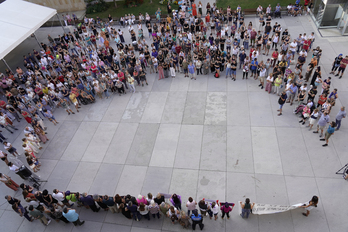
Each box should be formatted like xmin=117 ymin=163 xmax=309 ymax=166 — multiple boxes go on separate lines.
xmin=214 ymin=72 xmax=219 ymax=78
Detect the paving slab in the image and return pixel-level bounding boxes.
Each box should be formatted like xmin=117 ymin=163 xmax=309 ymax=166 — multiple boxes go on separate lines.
xmin=149 ymin=124 xmax=181 ymax=168
xmin=182 ymin=92 xmax=206 ymax=125
xmin=81 ymin=122 xmax=119 ymax=163
xmin=227 ymin=126 xmax=254 ymax=173
xmin=126 ymin=123 xmax=159 ymax=166
xmin=252 ymin=127 xmax=283 ymax=175
xmin=161 ymin=92 xmax=187 ymax=124
xmin=200 ymin=125 xmax=227 ymax=171
xmin=103 ymin=123 xmax=138 ymax=164
xmin=174 ymin=124 xmax=203 ymax=170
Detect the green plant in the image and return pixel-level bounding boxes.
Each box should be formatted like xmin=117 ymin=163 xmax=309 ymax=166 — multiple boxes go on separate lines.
xmin=86 ymin=0 xmax=108 ymax=14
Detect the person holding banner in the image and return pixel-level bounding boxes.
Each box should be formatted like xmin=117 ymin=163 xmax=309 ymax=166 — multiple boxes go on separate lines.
xmin=220 ymin=202 xmax=233 ymax=219
xmin=300 ymin=195 xmax=319 ymax=217
xmin=240 ymin=198 xmax=255 ymax=218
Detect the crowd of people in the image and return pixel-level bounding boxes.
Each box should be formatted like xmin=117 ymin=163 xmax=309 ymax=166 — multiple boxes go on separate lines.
xmin=0 ymin=0 xmax=347 ymax=229
xmin=4 ymin=184 xmax=258 ymax=230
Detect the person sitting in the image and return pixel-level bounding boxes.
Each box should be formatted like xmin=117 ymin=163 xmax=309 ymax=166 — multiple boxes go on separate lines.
xmin=274 ymin=3 xmax=282 ymax=18
xmin=80 ymin=90 xmax=95 ymax=102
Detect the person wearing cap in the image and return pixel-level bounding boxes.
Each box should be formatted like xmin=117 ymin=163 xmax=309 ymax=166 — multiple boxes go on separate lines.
xmin=334 ymin=55 xmax=348 ymax=79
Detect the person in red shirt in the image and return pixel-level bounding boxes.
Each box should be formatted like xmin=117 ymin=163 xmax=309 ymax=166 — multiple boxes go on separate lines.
xmin=335 ymin=55 xmax=348 ymax=79
xmin=303 ymin=39 xmax=310 ymax=52
xmin=90 ymin=63 xmax=98 ymax=78
xmin=205 ymin=13 xmax=210 ymax=23
xmin=175 ymin=45 xmax=181 ymax=54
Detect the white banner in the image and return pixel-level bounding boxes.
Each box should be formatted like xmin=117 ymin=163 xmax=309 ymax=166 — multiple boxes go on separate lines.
xmin=238 ymin=201 xmax=305 ymax=215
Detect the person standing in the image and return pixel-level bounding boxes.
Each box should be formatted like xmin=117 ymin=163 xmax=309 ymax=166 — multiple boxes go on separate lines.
xmin=4 ymin=141 xmax=19 ymax=157
xmin=158 ymin=63 xmax=164 ymax=80
xmin=80 ymin=192 xmax=100 ymax=212
xmin=240 ymin=198 xmax=255 ymax=218
xmin=0 ymin=173 xmax=19 ymax=191
xmin=313 ymin=110 xmax=330 ymax=137
xmin=12 ymin=202 xmax=33 ymax=222
xmin=188 ymin=62 xmax=196 ymax=80
xmin=183 ymin=59 xmax=189 ymax=77
xmin=0 ymin=112 xmax=18 ymax=133
xmin=190 ymin=209 xmax=204 ymax=230
xmin=52 ymin=189 xmax=73 ymax=207
xmin=42 ymin=109 xmax=59 ymax=126
xmin=186 ymin=197 xmax=197 ymax=216
xmin=63 ymin=207 xmax=85 ymax=226
xmin=320 ymin=121 xmax=336 ymax=147
xmin=277 ymin=91 xmax=287 ymax=116
xmin=334 ymin=55 xmax=348 ymax=79
xmin=170 ymin=194 xmax=182 ymax=210
xmin=127 ymin=201 xmax=141 ymax=221
xmin=335 ymin=106 xmax=346 ymax=130
xmin=300 ymin=196 xmax=319 ymax=217
xmin=220 ymin=202 xmax=233 ymax=219
xmin=203 ymin=58 xmax=209 ymax=75
xmin=330 ymin=54 xmax=343 ymax=75
xmin=102 ymin=195 xmax=118 ymax=213
xmin=0 ymin=150 xmax=9 ymax=164
xmin=28 ymin=205 xmax=51 ymax=225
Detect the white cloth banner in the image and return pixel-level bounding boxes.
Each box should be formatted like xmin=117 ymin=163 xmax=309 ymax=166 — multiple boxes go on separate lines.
xmin=238 ymin=201 xmax=305 ymax=215
xmin=252 ymin=202 xmax=304 ymax=215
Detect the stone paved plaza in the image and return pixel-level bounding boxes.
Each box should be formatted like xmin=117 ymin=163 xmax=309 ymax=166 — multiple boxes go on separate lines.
xmin=0 ymin=14 xmax=348 ymax=232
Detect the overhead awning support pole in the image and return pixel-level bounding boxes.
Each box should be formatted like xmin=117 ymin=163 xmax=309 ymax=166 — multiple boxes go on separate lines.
xmin=33 ymin=32 xmax=42 ymax=49
xmin=56 ymin=13 xmax=66 ymax=33
xmin=2 ymin=59 xmax=14 ymax=74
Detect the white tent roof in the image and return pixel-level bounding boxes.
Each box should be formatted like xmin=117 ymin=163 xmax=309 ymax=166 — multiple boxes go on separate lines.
xmin=0 ymin=0 xmax=57 ymax=59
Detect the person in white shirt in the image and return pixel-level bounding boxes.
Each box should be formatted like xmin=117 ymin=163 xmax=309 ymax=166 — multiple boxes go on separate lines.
xmin=265 ymin=74 xmax=274 ymax=93
xmin=53 ymin=189 xmax=71 ymax=207
xmin=308 ymin=32 xmax=315 ymax=49
xmin=266 ymin=5 xmax=271 ymax=15
xmin=210 ymin=202 xmax=219 ymax=220
xmin=257 ymin=5 xmax=263 ymax=15
xmin=186 ymin=197 xmax=197 ymax=216
xmin=259 ymin=66 xmax=267 ymax=89
xmin=300 ymin=83 xmax=308 ymax=92
xmin=299 ymin=50 xmax=307 ymax=58
xmin=128 ymin=25 xmax=134 ymax=33
xmin=290 ymin=39 xmax=297 ymax=60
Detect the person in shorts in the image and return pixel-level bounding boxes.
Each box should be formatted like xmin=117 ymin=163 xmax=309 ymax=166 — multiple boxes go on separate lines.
xmin=188 ymin=62 xmax=196 ymax=80
xmin=320 ymin=121 xmax=336 ymax=147
xmin=300 ymin=196 xmax=319 ymax=217
xmin=313 ymin=110 xmax=330 ymax=137
xmin=69 ymin=93 xmax=80 ymax=112
xmin=58 ymin=98 xmax=75 ymax=115
xmin=42 ymin=109 xmax=59 ymax=126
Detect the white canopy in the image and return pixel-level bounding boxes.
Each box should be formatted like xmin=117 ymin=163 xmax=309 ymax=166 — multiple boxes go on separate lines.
xmin=0 ymin=0 xmax=57 ymax=59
